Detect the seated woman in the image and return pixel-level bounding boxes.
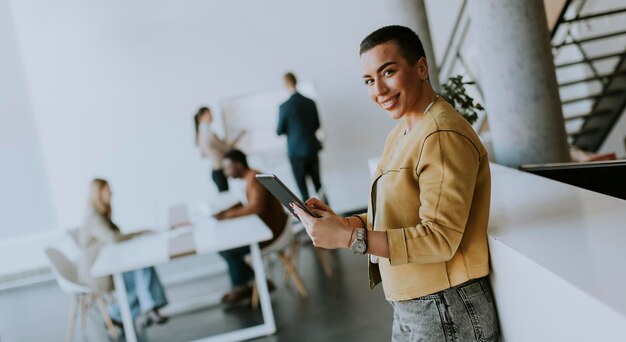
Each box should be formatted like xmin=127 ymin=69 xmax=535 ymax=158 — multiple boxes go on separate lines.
xmin=77 ymin=178 xmax=168 ymax=327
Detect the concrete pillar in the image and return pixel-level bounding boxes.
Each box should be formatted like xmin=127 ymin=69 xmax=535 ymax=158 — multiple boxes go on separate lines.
xmin=387 ymin=0 xmax=441 ymax=91
xmin=468 ymin=0 xmax=570 ymax=167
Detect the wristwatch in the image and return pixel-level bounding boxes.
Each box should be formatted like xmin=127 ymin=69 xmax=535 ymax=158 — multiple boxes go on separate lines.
xmin=350 ymin=228 xmax=368 ymax=255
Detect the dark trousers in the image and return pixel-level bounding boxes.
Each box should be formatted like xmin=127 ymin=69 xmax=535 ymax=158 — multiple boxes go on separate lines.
xmin=211 ymin=169 xmax=229 ymax=192
xmin=289 ymin=155 xmax=322 ymax=201
xmin=219 ymin=246 xmax=254 ymax=288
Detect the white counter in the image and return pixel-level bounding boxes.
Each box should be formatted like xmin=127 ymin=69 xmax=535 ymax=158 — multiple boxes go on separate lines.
xmin=488 ymin=163 xmax=626 ymax=341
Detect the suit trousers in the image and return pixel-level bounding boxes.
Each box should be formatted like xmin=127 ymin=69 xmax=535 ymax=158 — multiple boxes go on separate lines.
xmin=289 ymin=155 xmax=322 ymax=201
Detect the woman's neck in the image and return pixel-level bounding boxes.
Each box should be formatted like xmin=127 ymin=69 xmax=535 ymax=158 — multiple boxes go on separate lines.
xmin=404 ymin=86 xmax=437 ymax=132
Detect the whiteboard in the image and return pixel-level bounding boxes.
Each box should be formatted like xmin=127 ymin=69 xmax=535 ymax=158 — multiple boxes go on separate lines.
xmin=220 ymin=81 xmax=320 ymax=157
xmin=219 ymin=81 xmax=323 ymax=196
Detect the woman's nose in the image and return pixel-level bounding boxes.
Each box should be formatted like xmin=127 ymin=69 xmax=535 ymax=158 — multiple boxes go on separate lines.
xmin=374 ymin=80 xmax=389 ymax=96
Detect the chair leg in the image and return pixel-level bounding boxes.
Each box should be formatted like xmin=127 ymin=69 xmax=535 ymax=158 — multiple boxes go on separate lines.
xmin=278 ymin=253 xmax=308 ymax=298
xmin=289 ymin=236 xmax=302 ymax=270
xmin=314 ymin=247 xmax=333 ymax=277
xmin=250 ymin=282 xmax=259 ymax=309
xmin=66 ymin=295 xmax=79 ymax=342
xmin=79 ymin=294 xmax=90 ymax=330
xmin=96 ymin=295 xmax=118 ymax=340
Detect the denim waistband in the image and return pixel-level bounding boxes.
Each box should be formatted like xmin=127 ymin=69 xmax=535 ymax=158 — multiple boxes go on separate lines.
xmin=406 ymin=276 xmax=488 ymax=301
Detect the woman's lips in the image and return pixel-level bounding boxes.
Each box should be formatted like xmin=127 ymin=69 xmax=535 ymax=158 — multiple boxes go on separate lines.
xmin=380 ymin=94 xmax=399 ymax=109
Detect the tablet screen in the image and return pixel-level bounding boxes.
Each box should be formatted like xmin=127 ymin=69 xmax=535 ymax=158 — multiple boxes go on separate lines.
xmin=255 ymin=174 xmax=321 ymax=218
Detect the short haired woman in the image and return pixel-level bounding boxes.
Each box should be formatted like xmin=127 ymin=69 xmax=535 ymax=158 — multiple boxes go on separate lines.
xmin=292 ymin=26 xmax=500 ymax=341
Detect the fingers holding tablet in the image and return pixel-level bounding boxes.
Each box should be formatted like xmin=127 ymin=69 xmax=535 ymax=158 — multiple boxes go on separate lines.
xmin=305 ymin=197 xmax=335 ymax=215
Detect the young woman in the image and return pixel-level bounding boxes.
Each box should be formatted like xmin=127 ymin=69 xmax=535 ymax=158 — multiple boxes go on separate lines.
xmin=194 ymin=107 xmax=245 ymax=192
xmin=292 ymin=26 xmax=500 ymax=341
xmin=77 ymin=179 xmax=168 ymax=327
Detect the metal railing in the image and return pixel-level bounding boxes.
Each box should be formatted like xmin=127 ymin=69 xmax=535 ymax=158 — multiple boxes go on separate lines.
xmin=436 ymin=0 xmax=486 ymax=131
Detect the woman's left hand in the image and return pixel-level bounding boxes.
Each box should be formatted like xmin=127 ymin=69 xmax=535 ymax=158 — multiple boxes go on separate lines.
xmin=291 ymin=203 xmax=353 ymax=249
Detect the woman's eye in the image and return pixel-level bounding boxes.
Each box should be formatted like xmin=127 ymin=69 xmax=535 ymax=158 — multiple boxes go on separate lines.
xmin=364 ymin=79 xmax=374 ymax=86
xmin=383 ymin=69 xmax=395 ymax=76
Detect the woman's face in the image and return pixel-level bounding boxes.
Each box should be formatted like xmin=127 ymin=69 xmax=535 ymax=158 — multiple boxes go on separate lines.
xmin=360 ymin=41 xmax=427 ymax=120
xmin=101 ymin=185 xmax=112 ymax=206
xmin=199 ymin=110 xmax=213 ymax=124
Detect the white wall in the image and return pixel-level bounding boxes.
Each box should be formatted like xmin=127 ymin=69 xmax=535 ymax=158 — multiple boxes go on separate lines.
xmin=0 ymin=0 xmax=57 ymax=239
xmin=9 ymin=0 xmax=405 ymax=231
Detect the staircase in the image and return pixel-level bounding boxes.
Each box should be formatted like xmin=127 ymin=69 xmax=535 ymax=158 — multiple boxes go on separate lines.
xmin=437 ymin=0 xmax=626 ymax=152
xmin=552 ymin=0 xmax=626 ymax=152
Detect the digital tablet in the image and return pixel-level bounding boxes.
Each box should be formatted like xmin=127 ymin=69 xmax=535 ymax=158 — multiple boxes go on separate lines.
xmin=255 ymin=174 xmax=321 ymax=218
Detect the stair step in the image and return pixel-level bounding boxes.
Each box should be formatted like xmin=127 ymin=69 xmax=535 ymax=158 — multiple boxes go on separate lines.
xmin=556 ymin=52 xmax=624 ymax=69
xmin=554 ymin=30 xmax=626 ymax=49
xmin=567 ymin=127 xmax=601 ymax=136
xmin=561 ymin=89 xmax=624 ymax=105
xmin=564 ymin=109 xmax=613 ymax=121
xmin=559 ymin=71 xmax=626 ymax=87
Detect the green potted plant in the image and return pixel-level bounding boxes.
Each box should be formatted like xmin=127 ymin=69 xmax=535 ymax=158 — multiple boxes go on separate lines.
xmin=440 ymin=75 xmax=484 ymax=125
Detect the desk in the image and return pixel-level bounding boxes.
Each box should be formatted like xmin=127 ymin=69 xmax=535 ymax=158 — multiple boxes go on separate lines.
xmin=91 ymin=216 xmax=275 ymax=342
xmin=488 ymin=163 xmax=626 ymax=341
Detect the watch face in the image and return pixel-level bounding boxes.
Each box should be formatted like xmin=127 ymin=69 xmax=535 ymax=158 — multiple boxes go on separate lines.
xmin=352 ymin=241 xmax=367 ymax=255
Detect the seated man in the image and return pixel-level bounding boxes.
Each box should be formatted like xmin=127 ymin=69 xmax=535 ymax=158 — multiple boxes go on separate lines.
xmin=213 ymin=149 xmax=287 ymax=304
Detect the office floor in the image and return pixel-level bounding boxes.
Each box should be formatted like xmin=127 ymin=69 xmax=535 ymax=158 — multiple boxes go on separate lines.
xmin=0 ymin=245 xmax=392 ymax=342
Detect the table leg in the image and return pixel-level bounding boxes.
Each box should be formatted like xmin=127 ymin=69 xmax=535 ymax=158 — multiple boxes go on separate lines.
xmin=249 ymin=243 xmax=276 ymax=335
xmin=113 ymin=273 xmax=137 ymax=342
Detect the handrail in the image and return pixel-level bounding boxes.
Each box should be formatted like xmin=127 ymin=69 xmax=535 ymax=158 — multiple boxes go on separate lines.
xmin=438 ymin=0 xmax=467 ymax=78
xmin=442 ymin=19 xmax=471 ymax=81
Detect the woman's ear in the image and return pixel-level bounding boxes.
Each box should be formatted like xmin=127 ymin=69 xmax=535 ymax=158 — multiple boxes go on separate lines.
xmin=418 ymin=57 xmax=429 ymax=81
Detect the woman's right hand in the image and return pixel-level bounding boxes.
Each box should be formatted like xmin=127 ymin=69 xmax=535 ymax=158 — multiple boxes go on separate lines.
xmin=291 ymin=203 xmax=352 ymax=249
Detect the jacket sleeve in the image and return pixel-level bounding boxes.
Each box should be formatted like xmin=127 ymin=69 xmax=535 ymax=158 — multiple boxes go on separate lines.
xmin=386 ymin=131 xmax=480 ymax=266
xmin=277 ymin=105 xmax=287 ymax=136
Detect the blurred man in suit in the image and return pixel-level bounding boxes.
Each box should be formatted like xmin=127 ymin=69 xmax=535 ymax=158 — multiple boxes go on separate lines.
xmin=277 ymin=72 xmax=324 ymax=201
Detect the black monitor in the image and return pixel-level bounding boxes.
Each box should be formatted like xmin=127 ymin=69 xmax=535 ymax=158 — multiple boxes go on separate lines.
xmin=520 ymin=160 xmax=626 ymax=201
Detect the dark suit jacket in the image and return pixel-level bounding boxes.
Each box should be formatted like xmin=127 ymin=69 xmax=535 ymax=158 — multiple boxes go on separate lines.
xmin=277 ymin=92 xmax=322 ymax=159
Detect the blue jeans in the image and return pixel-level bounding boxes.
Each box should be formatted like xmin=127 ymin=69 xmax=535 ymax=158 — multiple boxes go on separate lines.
xmin=219 ymin=246 xmax=254 ymax=288
xmin=109 ymin=267 xmax=168 ymax=322
xmin=390 ymin=277 xmax=500 ymax=342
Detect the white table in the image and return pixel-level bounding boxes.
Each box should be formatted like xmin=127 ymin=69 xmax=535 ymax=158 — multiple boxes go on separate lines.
xmin=91 ymin=216 xmax=275 ymax=342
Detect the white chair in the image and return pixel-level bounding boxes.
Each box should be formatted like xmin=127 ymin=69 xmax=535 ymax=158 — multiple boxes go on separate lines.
xmin=251 ymin=218 xmax=308 ymax=308
xmin=44 ymin=248 xmax=118 ymax=342
xmin=65 ymin=227 xmax=80 ymax=246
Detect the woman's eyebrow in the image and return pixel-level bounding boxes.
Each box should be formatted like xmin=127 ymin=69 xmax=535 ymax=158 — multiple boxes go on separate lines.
xmin=362 ymin=61 xmax=397 ymax=78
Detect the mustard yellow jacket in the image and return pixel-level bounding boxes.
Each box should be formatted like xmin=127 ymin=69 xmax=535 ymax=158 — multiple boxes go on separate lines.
xmin=359 ymin=97 xmax=491 ymax=301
